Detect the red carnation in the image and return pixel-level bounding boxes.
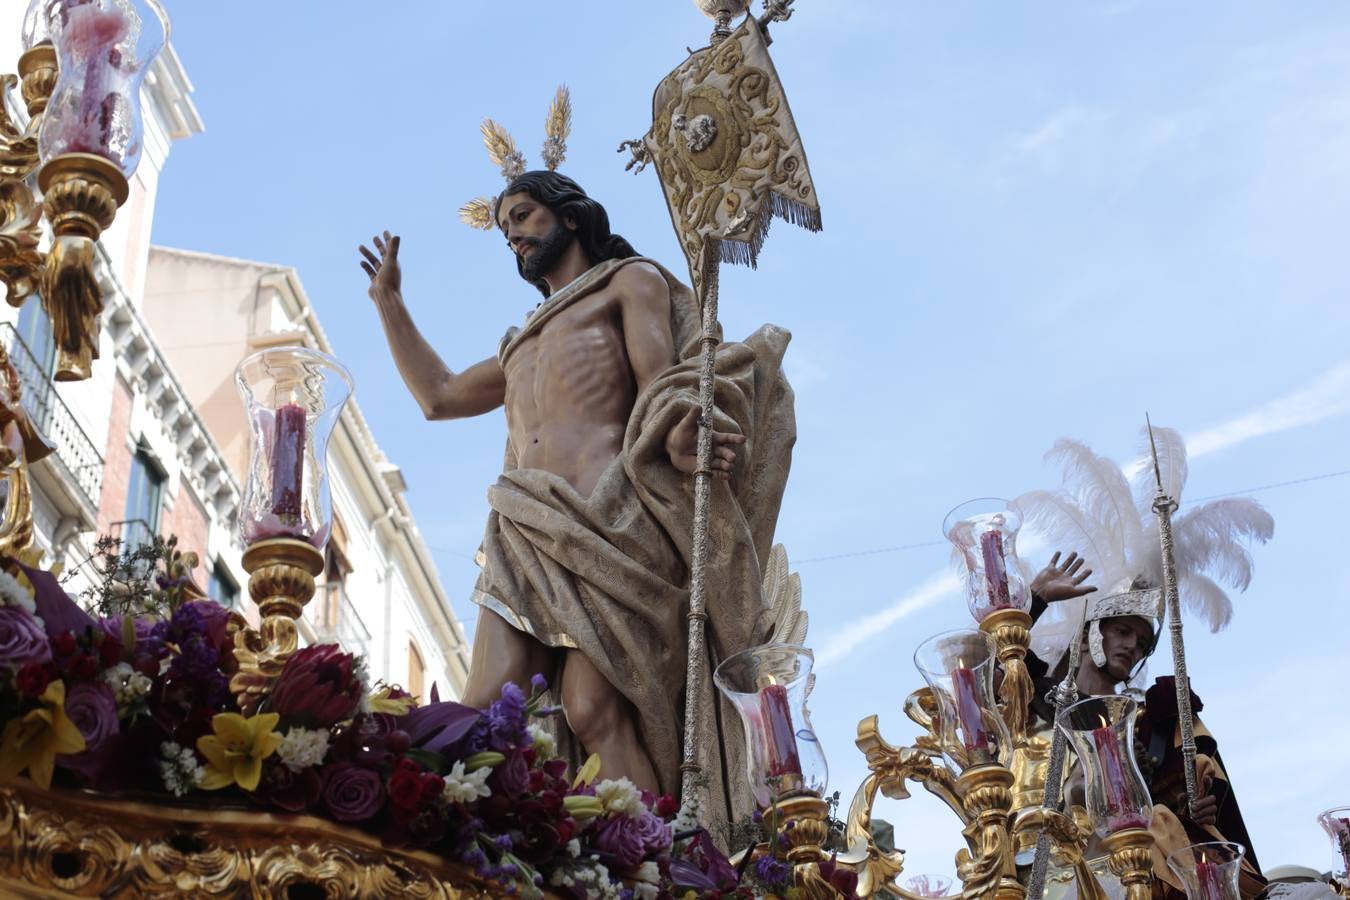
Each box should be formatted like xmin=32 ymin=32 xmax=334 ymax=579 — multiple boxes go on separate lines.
xmin=52 ymin=631 xmax=77 ymax=657
xmin=15 ymin=661 xmax=51 ymax=696
xmin=270 ymin=644 xmax=363 ymax=728
xmin=98 ymin=636 xmax=122 ymax=668
xmin=389 ymin=768 xmax=422 ymax=812
xmin=70 ymin=653 xmax=99 ymax=680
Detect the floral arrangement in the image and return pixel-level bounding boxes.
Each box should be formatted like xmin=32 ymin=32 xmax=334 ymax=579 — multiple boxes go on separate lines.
xmin=0 ymin=542 xmax=850 ymax=899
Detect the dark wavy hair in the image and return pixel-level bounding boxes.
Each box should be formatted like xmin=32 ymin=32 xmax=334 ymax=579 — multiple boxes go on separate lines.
xmin=495 ymin=171 xmax=639 ymax=296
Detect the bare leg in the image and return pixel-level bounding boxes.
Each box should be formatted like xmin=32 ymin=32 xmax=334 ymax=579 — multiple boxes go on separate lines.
xmin=461 ymin=608 xmax=556 ymax=709
xmin=560 ymin=648 xmax=659 ymax=794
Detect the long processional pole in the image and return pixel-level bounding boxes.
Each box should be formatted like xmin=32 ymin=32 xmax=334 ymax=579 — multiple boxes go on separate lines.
xmin=1146 ymin=417 xmax=1199 ymax=816
xmin=631 ymin=0 xmax=817 ymax=815
xmin=1026 ymin=606 xmax=1088 ymax=899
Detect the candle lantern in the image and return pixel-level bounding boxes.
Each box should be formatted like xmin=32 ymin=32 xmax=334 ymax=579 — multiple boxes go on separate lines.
xmin=38 ymin=0 xmax=169 ymax=176
xmin=1165 ymin=842 xmax=1245 ymax=900
xmin=20 ymin=0 xmax=170 ymax=380
xmin=913 ymin=629 xmax=1010 ymax=770
xmin=1057 ymin=695 xmax=1151 ymax=836
xmin=942 ymin=498 xmax=1030 ymax=623
xmin=714 ymin=643 xmax=827 ymax=809
xmin=1318 ymin=807 xmax=1350 ymax=882
xmin=236 ymin=346 xmax=353 ymax=551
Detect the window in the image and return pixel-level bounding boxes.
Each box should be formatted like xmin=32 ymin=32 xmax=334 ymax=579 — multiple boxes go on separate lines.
xmin=122 ymin=449 xmax=165 ymax=549
xmin=208 ymin=561 xmax=240 ymax=609
xmin=16 ymin=296 xmax=56 ymax=378
xmin=408 ymin=640 xmax=425 ymax=702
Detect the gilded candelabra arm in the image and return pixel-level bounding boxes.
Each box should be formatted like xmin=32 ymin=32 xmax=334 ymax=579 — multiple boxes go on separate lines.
xmin=0 ymin=180 xmax=43 ymax=308
xmin=1011 ymin=807 xmax=1108 ymax=900
xmin=857 ymin=714 xmax=966 ymax=820
xmin=35 ymin=154 xmax=129 ymax=382
xmin=1099 ymin=828 xmax=1155 ymax=900
xmin=954 ymin=766 xmax=1022 ymax=900
xmin=980 ymin=608 xmax=1034 ymax=745
xmin=18 ymin=43 xmax=58 ymax=118
xmin=904 ymin=688 xmax=966 ymax=766
xmin=229 ymin=538 xmax=324 ymax=715
xmin=0 ymin=75 xmax=41 ymax=179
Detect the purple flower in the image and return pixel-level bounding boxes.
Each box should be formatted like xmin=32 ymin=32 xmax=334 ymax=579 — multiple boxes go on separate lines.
xmin=321 ymin=762 xmax=385 ymax=822
xmin=592 ymin=815 xmax=646 ymax=871
xmin=181 ymin=600 xmax=232 ymax=651
xmin=62 ymin=681 xmax=119 ymax=752
xmin=485 ymin=681 xmax=528 ymax=751
xmin=99 ymin=614 xmax=157 ymax=651
xmin=488 ymin=748 xmax=530 ymax=798
xmin=0 ymin=606 xmax=51 ymax=667
xmin=272 ymin=644 xmax=363 ymax=728
xmin=632 ymin=811 xmax=673 ymax=855
xmin=755 ymin=854 xmax=791 ymax=887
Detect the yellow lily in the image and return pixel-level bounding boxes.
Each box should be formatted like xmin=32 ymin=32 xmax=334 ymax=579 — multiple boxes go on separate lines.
xmin=367 ymin=685 xmax=417 ymax=716
xmin=196 ymin=712 xmax=283 ymax=792
xmin=0 ymin=680 xmax=86 ymax=789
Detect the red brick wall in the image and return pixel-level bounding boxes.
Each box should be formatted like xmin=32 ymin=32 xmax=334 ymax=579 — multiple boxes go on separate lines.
xmin=95 ymin=375 xmax=135 ymax=536
xmin=162 ymin=481 xmax=210 ymax=567
xmin=94 ymin=373 xmax=210 ymax=564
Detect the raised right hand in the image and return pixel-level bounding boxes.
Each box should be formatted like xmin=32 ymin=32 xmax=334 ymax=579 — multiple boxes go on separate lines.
xmin=1030 ymin=550 xmax=1096 ymax=603
xmin=358 ymin=230 xmax=401 ymax=300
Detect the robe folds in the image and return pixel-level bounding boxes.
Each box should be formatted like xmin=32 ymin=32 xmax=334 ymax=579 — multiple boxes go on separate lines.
xmin=470 ymin=256 xmax=796 ymax=836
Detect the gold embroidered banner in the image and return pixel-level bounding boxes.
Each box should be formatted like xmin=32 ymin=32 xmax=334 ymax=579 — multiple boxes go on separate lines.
xmin=643 ymin=17 xmax=821 ymax=299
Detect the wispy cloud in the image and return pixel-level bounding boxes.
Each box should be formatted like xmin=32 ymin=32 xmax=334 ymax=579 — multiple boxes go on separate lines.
xmin=1186 ymin=360 xmax=1350 ymax=459
xmin=815 ymin=570 xmax=960 ymax=669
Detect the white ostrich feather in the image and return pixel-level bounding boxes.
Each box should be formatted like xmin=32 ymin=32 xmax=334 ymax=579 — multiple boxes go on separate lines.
xmin=1178 ymin=573 xmax=1233 ymax=632
xmin=1173 ymin=499 xmax=1274 ymax=594
xmin=1043 ymin=439 xmax=1142 ymax=584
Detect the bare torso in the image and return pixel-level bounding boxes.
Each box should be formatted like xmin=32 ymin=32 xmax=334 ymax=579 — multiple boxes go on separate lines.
xmin=503 ymin=284 xmax=637 ymax=496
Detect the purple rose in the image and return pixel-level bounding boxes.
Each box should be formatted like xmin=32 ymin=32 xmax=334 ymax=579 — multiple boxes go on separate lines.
xmin=98 ymin=614 xmax=157 ymax=651
xmin=62 ymin=681 xmax=118 ymax=752
xmin=0 ymin=606 xmax=51 ymax=667
xmin=488 ymin=748 xmax=530 ymax=798
xmin=632 ymin=810 xmax=673 ymax=854
xmin=592 ymin=814 xmax=646 ymax=871
xmin=321 ymin=762 xmax=385 ymax=822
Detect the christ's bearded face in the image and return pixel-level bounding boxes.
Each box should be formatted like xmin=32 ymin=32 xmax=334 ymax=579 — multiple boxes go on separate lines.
xmin=498 ymin=191 xmax=575 ymax=283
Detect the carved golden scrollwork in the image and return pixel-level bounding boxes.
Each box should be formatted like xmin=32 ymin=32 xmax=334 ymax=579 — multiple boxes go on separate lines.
xmin=0 ymin=779 xmax=514 ymax=898
xmin=1012 ymin=807 xmax=1108 ymax=900
xmin=229 ymin=537 xmax=324 ymax=715
xmin=0 ymin=74 xmax=40 ymax=179
xmin=955 ymin=766 xmax=1023 ymax=900
xmin=0 ymin=179 xmax=43 ymax=308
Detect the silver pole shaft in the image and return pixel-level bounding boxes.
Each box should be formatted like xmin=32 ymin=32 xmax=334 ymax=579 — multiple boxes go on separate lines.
xmin=679 ymin=275 xmax=721 ymax=814
xmin=1154 ymin=489 xmax=1198 ymax=815
xmin=1027 ymin=616 xmax=1085 ymax=899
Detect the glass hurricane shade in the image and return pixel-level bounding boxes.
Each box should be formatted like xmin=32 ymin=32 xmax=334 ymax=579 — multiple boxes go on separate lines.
xmin=1166 ymin=842 xmax=1246 ymax=900
xmin=1057 ymin=695 xmax=1153 ymax=837
xmin=942 ymin=498 xmax=1031 ymax=623
xmin=913 ymin=629 xmax=1010 ymax=770
xmin=235 ymin=346 xmax=353 ymax=550
xmin=1317 ymin=807 xmax=1350 ymax=879
xmin=37 ymin=0 xmax=170 ymax=177
xmin=713 ymin=643 xmax=827 ymax=809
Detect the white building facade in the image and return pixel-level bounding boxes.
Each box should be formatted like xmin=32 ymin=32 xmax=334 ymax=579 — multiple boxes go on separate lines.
xmin=141 ymin=249 xmax=470 ymax=699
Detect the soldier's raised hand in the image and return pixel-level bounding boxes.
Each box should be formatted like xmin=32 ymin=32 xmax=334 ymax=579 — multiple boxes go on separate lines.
xmin=666 ymin=406 xmax=746 ymax=481
xmin=358 ymin=230 xmax=401 ymax=301
xmin=1030 ymin=550 xmax=1096 ymax=603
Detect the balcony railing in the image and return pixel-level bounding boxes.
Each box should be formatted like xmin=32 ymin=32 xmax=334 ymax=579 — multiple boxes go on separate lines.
xmin=310 ymin=581 xmax=371 ymax=660
xmin=0 ymin=322 xmax=103 ymax=509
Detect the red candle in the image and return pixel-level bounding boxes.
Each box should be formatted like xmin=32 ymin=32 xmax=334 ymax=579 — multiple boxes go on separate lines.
xmin=1092 ymin=722 xmax=1148 ymax=832
xmin=1195 ymin=858 xmax=1226 ymax=900
xmin=979 ymin=530 xmax=1011 ymax=609
xmin=952 ymin=666 xmax=992 ymax=761
xmin=59 ymin=3 xmax=133 ymax=156
xmin=270 ymin=403 xmax=307 ymax=522
xmin=758 ymin=683 xmax=803 ymax=791
xmin=1336 ymin=817 xmax=1350 ymax=871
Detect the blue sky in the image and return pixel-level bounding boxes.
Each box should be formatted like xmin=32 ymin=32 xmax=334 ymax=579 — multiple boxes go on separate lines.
xmin=150 ymin=0 xmax=1350 ymax=877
